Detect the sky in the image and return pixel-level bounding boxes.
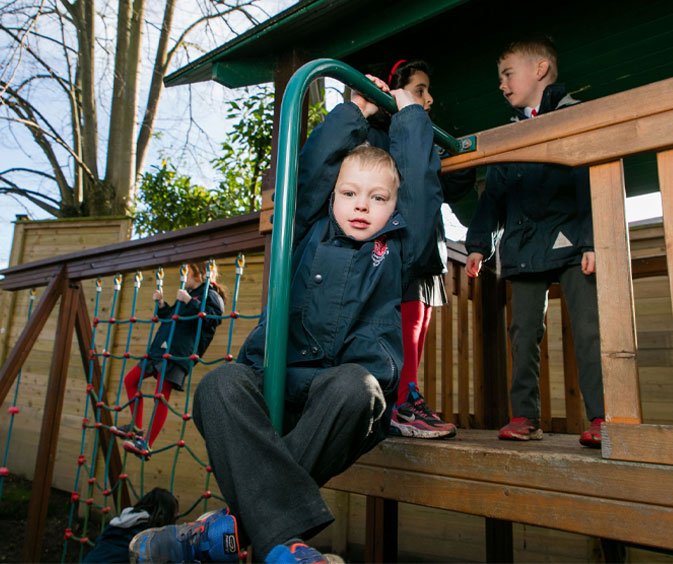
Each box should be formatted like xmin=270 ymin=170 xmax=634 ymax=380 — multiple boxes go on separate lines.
xmin=0 ymin=4 xmax=666 ymax=269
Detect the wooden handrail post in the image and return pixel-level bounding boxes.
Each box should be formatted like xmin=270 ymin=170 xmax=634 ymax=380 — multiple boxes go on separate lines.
xmin=589 ymin=161 xmax=642 ymax=432
xmin=657 ymin=149 xmax=673 ymax=317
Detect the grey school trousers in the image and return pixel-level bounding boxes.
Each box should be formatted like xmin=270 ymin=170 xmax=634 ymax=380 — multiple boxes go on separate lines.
xmin=509 ymin=265 xmax=605 ymax=422
xmin=193 ymin=362 xmax=386 ymax=560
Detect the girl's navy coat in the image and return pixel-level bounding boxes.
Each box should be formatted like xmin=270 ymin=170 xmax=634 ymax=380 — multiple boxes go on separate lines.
xmin=148 ymin=282 xmax=224 ymax=377
xmin=238 ymin=102 xmax=443 ymax=420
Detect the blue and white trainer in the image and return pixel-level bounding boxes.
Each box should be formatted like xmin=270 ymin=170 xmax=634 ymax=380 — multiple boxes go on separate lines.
xmin=265 ymin=540 xmax=328 ymax=564
xmin=129 ymin=508 xmax=241 ymax=563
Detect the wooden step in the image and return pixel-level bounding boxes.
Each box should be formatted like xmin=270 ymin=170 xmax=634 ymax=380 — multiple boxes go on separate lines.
xmin=326 ymin=429 xmax=673 ymax=550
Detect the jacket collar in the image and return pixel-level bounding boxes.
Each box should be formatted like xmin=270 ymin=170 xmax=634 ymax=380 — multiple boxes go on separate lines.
xmin=511 ymin=83 xmax=579 ymax=121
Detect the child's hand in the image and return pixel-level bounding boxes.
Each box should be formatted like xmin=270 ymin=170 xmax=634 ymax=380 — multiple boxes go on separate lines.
xmin=390 ymin=88 xmax=418 ymax=111
xmin=351 ymin=74 xmax=390 ymax=118
xmin=176 ymin=289 xmax=192 ymax=304
xmin=153 ymin=289 xmax=165 ymax=308
xmin=581 ymin=251 xmax=596 ymax=275
xmin=465 ymin=253 xmax=484 ymax=278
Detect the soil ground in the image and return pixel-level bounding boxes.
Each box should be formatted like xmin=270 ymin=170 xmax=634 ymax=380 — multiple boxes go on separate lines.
xmin=0 ymin=474 xmax=86 ymax=563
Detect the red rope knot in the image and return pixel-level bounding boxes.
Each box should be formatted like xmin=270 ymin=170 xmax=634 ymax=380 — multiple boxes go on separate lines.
xmin=77 ymin=455 xmax=86 ymax=466
xmin=202 ymin=490 xmax=212 ymax=499
xmin=108 ymin=318 xmax=116 ymax=324
xmin=102 ymin=488 xmax=111 ymax=497
xmin=8 ymin=406 xmax=19 ymax=415
xmin=129 ymin=317 xmax=137 ymax=323
xmin=94 ymin=422 xmax=102 ymax=429
xmin=134 ymin=391 xmax=142 ymax=398
xmin=162 ymin=353 xmax=171 ymax=359
xmin=171 ymin=314 xmax=179 ymax=321
xmin=151 ymin=316 xmax=158 ymax=323
xmin=92 ymin=317 xmax=99 ymax=326
xmin=86 ymin=498 xmax=94 ymax=505
xmin=79 ymin=536 xmax=89 ymax=544
xmin=154 ymin=392 xmax=164 ymax=400
xmin=229 ymin=311 xmax=239 ymax=319
xmin=102 ymin=506 xmax=111 ymax=514
xmin=86 ymin=384 xmax=94 ymax=394
xmin=205 ymin=465 xmax=213 ymax=473
xmin=81 ymin=418 xmax=89 ymax=428
xmin=198 ymin=311 xmax=206 ymax=319
xmin=89 ymin=349 xmax=96 ymax=359
xmin=182 ymin=413 xmax=191 ymax=421
xmin=70 ymin=492 xmax=80 ymax=503
xmin=119 ymin=473 xmax=128 ymax=480
xmin=96 ymin=401 xmax=104 ymax=408
xmin=189 ymin=354 xmax=199 ymax=361
xmin=114 ymin=405 xmax=122 ymax=412
xmin=123 ymin=352 xmax=131 ymax=358
xmin=103 ymin=350 xmax=110 ymax=357
xmin=0 ymin=467 xmax=10 ymax=477
xmin=177 ymin=440 xmax=185 ymax=448
xmin=63 ymin=528 xmax=73 ymax=540
xmin=88 ymin=477 xmax=96 ymax=485
xmin=224 ymin=354 xmax=233 ymax=362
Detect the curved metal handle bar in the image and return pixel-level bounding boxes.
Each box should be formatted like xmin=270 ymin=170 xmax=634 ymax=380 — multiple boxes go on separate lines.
xmin=262 ymin=58 xmax=463 ymax=430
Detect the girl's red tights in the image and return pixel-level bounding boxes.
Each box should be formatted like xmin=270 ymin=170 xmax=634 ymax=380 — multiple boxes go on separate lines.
xmin=398 ymin=300 xmax=433 ymax=407
xmin=123 ymin=365 xmax=173 ymax=447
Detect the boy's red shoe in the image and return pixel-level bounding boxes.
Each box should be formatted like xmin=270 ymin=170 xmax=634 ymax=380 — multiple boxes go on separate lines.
xmin=498 ymin=417 xmax=543 ymax=441
xmin=579 ymin=418 xmax=604 ymax=448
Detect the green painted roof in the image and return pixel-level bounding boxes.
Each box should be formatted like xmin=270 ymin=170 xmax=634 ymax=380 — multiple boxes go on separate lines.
xmin=164 ymin=0 xmax=468 ymax=88
xmin=166 ymin=0 xmax=673 ymax=197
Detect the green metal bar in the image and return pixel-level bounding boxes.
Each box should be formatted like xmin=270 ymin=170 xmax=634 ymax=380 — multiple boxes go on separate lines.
xmin=263 ymin=58 xmax=467 ymax=431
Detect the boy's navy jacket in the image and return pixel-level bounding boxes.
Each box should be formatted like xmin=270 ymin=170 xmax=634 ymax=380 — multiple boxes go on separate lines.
xmin=83 ymin=508 xmax=151 ymax=563
xmin=238 ymin=102 xmax=443 ymax=420
xmin=465 ymin=84 xmax=593 ymax=278
xmin=148 ymin=282 xmax=225 ymax=373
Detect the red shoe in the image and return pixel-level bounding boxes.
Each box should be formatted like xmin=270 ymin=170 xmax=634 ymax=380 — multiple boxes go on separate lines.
xmin=498 ymin=417 xmax=543 ymax=441
xmin=580 ymin=418 xmax=604 ymax=448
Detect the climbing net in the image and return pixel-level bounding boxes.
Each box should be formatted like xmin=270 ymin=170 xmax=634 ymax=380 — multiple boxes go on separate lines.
xmin=56 ymin=254 xmax=260 ymax=562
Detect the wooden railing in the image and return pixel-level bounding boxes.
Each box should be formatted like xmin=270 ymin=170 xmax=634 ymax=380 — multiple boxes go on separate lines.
xmin=0 ymin=213 xmax=266 ymax=562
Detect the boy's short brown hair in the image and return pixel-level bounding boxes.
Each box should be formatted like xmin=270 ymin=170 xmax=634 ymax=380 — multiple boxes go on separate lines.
xmin=342 ymin=142 xmax=401 ymax=190
xmin=498 ymin=33 xmax=558 ymax=82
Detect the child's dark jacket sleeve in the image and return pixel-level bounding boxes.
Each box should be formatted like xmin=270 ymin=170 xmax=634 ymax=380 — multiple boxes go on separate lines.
xmin=388 ymin=105 xmax=444 ymax=273
xmin=295 ymin=102 xmax=369 ymax=245
xmin=465 ymin=164 xmax=506 ymax=259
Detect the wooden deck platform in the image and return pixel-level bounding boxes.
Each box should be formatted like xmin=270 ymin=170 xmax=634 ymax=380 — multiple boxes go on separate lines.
xmin=326 ymin=430 xmax=673 ymax=552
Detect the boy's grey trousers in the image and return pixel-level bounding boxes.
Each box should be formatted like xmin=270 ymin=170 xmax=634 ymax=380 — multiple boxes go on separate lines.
xmin=193 ymin=362 xmax=385 ymax=559
xmin=509 ymin=264 xmax=605 ymax=422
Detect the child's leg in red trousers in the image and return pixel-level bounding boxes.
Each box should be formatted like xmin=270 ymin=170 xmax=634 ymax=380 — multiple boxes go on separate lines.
xmin=124 ymin=365 xmax=146 ymax=429
xmin=398 ymin=300 xmax=433 ymax=406
xmin=147 ymin=378 xmax=173 ymax=447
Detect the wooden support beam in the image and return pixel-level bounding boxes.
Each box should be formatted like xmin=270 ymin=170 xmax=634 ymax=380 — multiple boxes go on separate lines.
xmin=479 ymin=262 xmax=509 ymax=429
xmin=365 ymin=496 xmax=397 ymax=564
xmin=485 ymin=518 xmax=513 ymax=564
xmin=589 ymin=161 xmax=642 ymax=430
xmin=21 ymin=273 xmax=76 ymax=563
xmin=441 ymin=264 xmax=454 ymax=424
xmin=0 ymin=269 xmax=64 ymax=404
xmin=657 ymin=149 xmax=673 ymax=318
xmin=73 ymin=283 xmax=131 ymax=509
xmin=603 ymin=423 xmax=673 ymax=465
xmin=457 ymin=267 xmax=470 ymax=428
xmin=560 ymin=293 xmax=583 ymax=434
